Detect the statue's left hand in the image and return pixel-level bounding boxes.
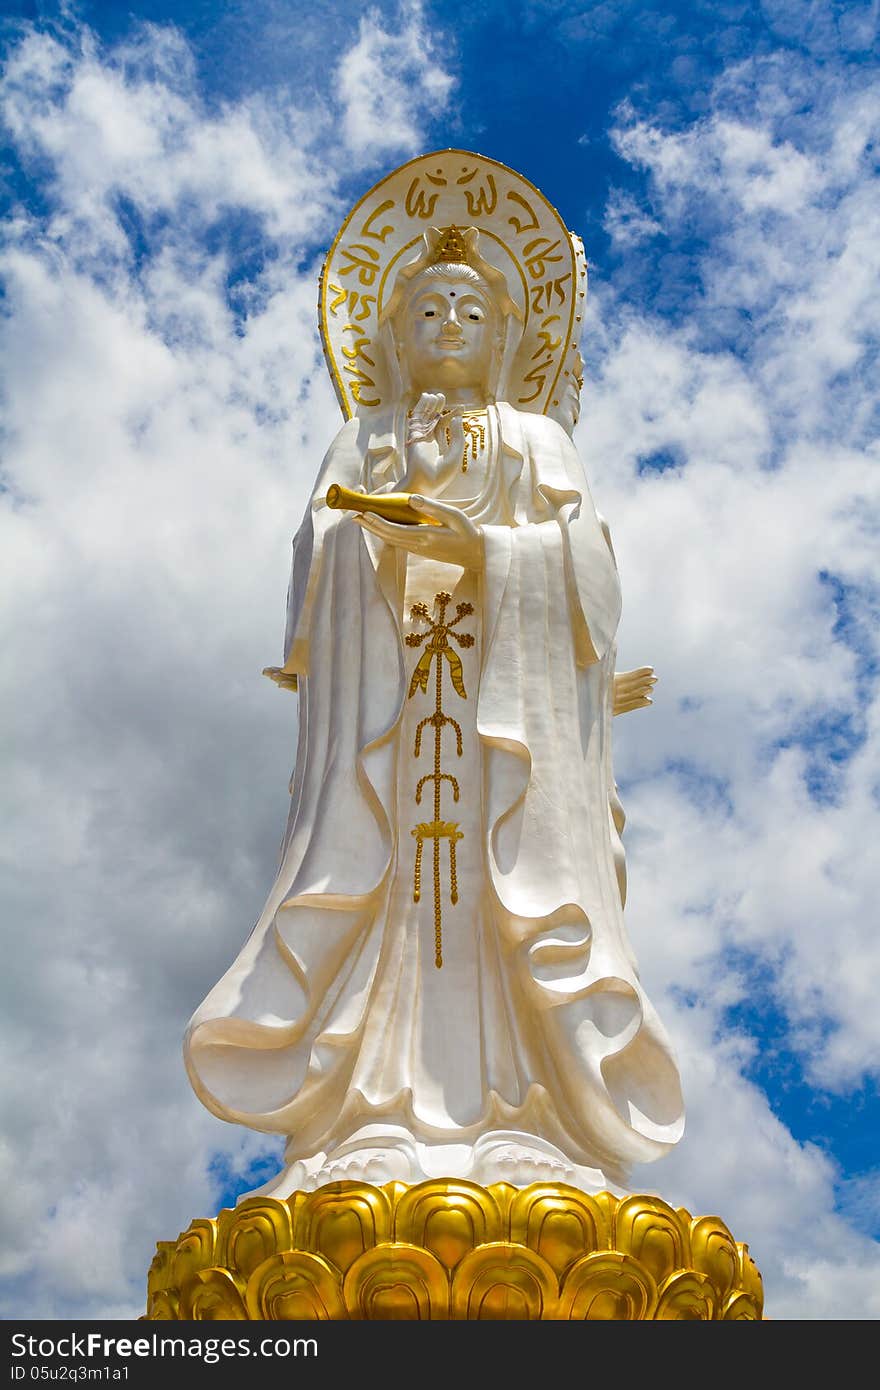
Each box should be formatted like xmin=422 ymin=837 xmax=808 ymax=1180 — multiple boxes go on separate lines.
xmin=355 ymin=495 xmax=482 ymax=569
xmin=355 ymin=497 xmax=481 ymax=567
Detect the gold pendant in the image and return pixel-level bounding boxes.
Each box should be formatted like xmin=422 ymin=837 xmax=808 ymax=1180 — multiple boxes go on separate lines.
xmin=460 ymin=414 xmax=486 ymax=472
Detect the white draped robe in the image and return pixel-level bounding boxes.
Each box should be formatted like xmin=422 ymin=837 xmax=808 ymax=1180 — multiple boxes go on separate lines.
xmin=184 ymin=402 xmax=684 ymax=1188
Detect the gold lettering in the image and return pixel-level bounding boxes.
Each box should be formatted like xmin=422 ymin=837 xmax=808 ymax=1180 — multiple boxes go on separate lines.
xmin=338 ymin=242 xmax=381 ymax=286
xmin=329 ymin=290 xmax=378 ymax=322
xmin=550 ymin=271 xmax=572 ymax=304
xmin=533 ymin=315 xmax=562 ymax=357
xmin=344 ymin=365 xmax=380 ymax=408
xmin=523 ymin=236 xmax=564 ymax=280
xmin=326 ymin=286 xmax=375 ymax=321
xmin=405 ymin=176 xmax=444 ymax=219
xmin=529 ymin=274 xmax=572 ymax=315
xmin=457 ymin=167 xmax=497 ymax=216
xmin=360 ymin=199 xmax=395 ymax=244
xmin=341 ymin=326 xmax=376 ymax=367
xmin=328 ymin=283 xmax=348 ymax=316
xmin=518 ymin=356 xmax=553 ymax=405
xmin=350 ymin=293 xmax=376 ymax=323
xmin=506 ymin=189 xmax=540 ymax=235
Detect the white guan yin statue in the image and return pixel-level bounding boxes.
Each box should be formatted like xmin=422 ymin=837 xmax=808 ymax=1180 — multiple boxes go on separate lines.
xmin=184 ymin=151 xmax=684 ymax=1198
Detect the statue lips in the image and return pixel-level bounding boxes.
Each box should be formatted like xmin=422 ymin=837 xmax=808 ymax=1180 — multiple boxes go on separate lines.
xmin=433 ymin=331 xmax=466 ymax=357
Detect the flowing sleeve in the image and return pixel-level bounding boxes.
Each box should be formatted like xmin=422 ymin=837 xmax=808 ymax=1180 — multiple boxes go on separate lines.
xmin=278 ymin=416 xmax=362 ymax=681
xmin=496 ymin=404 xmax=621 ymax=666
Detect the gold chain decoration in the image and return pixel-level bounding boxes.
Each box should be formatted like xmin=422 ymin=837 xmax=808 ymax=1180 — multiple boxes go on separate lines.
xmin=459 ymin=413 xmax=486 ymax=472
xmin=438 ymin=409 xmax=486 ymax=469
xmin=406 ymin=592 xmax=474 ymax=967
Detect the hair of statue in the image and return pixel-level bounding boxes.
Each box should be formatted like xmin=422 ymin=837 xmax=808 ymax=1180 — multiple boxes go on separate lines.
xmin=414 ymin=262 xmax=487 ymax=288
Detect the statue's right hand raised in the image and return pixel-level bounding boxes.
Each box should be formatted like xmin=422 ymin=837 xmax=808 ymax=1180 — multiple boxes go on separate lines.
xmin=406 ymin=392 xmax=446 ymax=445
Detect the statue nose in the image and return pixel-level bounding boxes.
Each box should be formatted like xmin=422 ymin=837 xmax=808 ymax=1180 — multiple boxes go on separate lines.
xmin=442 ymin=304 xmax=461 ymax=330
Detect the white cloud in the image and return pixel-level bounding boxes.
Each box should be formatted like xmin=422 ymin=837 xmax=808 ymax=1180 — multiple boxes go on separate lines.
xmin=334 ymin=1 xmax=454 ymax=159
xmin=614 ymin=109 xmax=822 ymax=218
xmin=607 ymin=65 xmax=880 ymax=447
xmin=602 ymin=189 xmax=662 ymax=247
xmin=2 ymin=22 xmax=335 ymax=259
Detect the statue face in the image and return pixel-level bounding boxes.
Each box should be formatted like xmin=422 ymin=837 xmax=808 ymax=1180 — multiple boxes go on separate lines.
xmin=399 ymin=274 xmax=497 ymax=394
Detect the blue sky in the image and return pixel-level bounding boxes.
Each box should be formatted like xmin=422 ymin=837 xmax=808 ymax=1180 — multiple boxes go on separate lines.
xmin=1 ymin=0 xmax=878 ymax=1319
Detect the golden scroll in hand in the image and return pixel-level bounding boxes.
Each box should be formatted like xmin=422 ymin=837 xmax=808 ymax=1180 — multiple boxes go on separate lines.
xmin=325 ymin=483 xmax=440 ymax=526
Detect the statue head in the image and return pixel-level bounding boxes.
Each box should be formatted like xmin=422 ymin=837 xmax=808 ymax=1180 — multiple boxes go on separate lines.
xmin=381 ymin=226 xmax=523 ymax=404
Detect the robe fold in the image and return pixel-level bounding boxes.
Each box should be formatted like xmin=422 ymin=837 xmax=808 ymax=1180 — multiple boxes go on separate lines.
xmin=185 ymin=403 xmax=684 ymax=1183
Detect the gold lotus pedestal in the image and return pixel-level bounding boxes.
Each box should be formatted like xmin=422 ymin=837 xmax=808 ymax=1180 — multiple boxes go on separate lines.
xmin=144 ymin=1181 xmax=764 ymax=1321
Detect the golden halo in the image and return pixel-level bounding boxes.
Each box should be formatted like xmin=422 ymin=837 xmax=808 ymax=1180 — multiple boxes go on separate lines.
xmin=319 ymin=149 xmax=587 ymax=430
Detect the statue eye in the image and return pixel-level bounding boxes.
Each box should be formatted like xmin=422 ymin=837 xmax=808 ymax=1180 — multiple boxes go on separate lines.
xmin=423 ymin=309 xmax=436 ymax=317
xmin=468 ymin=311 xmax=482 ymax=321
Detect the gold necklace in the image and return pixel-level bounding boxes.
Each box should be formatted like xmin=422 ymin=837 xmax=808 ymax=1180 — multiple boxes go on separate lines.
xmin=441 ymin=407 xmax=488 ymax=472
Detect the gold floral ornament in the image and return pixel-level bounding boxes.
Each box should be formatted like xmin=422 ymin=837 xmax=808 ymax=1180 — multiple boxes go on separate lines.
xmin=143 ymin=1184 xmax=765 ymax=1321
xmin=406 ymin=592 xmax=475 ymax=968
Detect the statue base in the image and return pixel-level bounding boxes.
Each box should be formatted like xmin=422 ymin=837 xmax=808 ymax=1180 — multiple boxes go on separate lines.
xmin=144 ymin=1181 xmax=764 ymax=1320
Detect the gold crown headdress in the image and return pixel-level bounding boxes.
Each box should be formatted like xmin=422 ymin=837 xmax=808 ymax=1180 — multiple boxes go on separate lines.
xmin=430 ymin=225 xmax=469 ymax=263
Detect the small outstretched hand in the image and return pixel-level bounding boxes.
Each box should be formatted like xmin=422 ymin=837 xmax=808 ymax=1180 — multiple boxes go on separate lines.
xmin=355 ymin=495 xmax=481 ymax=569
xmin=613 ymin=667 xmax=657 ymax=716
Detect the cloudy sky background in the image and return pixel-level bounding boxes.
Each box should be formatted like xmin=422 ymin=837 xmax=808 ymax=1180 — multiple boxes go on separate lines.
xmin=1 ymin=0 xmax=878 ymax=1319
